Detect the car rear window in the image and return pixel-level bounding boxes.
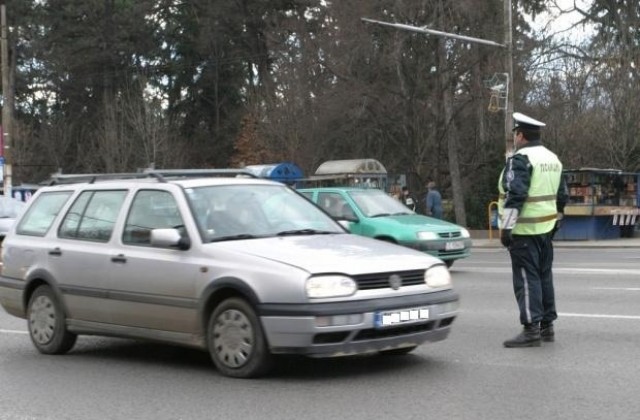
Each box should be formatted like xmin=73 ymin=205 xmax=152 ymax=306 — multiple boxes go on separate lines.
xmin=59 ymin=190 xmax=128 ymax=242
xmin=16 ymin=191 xmax=73 ymax=237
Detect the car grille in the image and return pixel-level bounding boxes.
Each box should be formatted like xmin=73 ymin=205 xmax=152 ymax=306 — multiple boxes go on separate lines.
xmin=352 ymin=270 xmax=424 ymax=290
xmin=437 ymin=231 xmax=461 ymax=239
xmin=354 ymin=321 xmax=436 ymax=340
xmin=438 ymin=249 xmax=467 ymax=257
xmin=311 ymin=317 xmax=457 ymax=344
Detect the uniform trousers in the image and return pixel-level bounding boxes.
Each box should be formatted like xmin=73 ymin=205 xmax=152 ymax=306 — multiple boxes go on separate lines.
xmin=508 ymin=232 xmax=557 ymax=326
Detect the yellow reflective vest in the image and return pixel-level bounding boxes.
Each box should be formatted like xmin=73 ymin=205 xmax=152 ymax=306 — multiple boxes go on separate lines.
xmin=498 ymin=145 xmax=562 ymax=235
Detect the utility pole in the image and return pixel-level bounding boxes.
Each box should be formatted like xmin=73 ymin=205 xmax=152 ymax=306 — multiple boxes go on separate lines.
xmin=504 ymin=0 xmax=515 ymax=158
xmin=362 ymin=5 xmax=515 ymax=225
xmin=1 ymin=4 xmax=12 ymax=197
xmin=362 ymin=2 xmax=515 ymax=160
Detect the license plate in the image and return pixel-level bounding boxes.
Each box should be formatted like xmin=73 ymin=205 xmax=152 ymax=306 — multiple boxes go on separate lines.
xmin=375 ymin=307 xmax=430 ymax=328
xmin=445 ymin=241 xmax=465 ymax=251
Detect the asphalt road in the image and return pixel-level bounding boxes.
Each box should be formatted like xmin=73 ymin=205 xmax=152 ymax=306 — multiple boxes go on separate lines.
xmin=1 ymin=248 xmax=640 ymax=420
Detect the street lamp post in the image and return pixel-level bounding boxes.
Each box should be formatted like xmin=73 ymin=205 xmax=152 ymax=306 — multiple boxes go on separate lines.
xmin=1 ymin=4 xmax=12 ymax=198
xmin=503 ymin=0 xmax=515 ymax=158
xmin=361 ymin=6 xmax=515 ymax=159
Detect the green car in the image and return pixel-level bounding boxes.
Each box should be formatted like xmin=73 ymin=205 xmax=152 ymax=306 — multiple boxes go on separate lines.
xmin=299 ymin=187 xmax=471 ymax=267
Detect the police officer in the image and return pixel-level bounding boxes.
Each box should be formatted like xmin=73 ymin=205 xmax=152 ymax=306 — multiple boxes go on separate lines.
xmin=498 ymin=112 xmax=568 ymax=348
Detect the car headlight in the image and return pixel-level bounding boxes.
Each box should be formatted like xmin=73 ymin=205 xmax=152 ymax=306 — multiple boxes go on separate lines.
xmin=460 ymin=228 xmax=470 ymax=238
xmin=416 ymin=231 xmax=439 ymax=240
xmin=424 ymin=265 xmax=452 ymax=288
xmin=306 ymin=275 xmax=357 ymax=298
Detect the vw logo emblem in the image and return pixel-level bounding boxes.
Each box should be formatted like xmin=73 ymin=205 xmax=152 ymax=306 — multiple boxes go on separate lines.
xmin=389 ymin=274 xmax=402 ymax=290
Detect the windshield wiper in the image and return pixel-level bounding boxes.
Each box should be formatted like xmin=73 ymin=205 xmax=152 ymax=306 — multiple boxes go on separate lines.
xmin=276 ymin=229 xmax=334 ymax=236
xmin=369 ymin=213 xmax=391 ymax=218
xmin=209 ymin=234 xmax=259 ymax=242
xmin=390 ymin=212 xmax=412 ymax=216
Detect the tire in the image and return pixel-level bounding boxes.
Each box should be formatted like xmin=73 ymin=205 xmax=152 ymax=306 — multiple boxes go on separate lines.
xmin=445 ymin=260 xmax=454 ymax=268
xmin=207 ymin=297 xmax=273 ymax=378
xmin=379 ymin=345 xmax=418 ymax=356
xmin=377 ymin=237 xmax=396 ymax=243
xmin=27 ymin=285 xmax=77 ymax=355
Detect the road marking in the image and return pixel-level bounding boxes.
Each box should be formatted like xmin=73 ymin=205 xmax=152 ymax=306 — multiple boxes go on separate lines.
xmin=592 ymin=287 xmax=640 ymax=291
xmin=555 ymin=268 xmax=640 ymax=275
xmin=560 ymin=312 xmax=640 ymax=320
xmin=455 ymin=266 xmax=640 ymax=275
xmin=0 ymin=329 xmax=28 ymax=335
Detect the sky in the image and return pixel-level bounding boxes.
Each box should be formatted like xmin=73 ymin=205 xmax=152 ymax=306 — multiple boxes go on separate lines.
xmin=527 ymin=0 xmax=594 ymax=40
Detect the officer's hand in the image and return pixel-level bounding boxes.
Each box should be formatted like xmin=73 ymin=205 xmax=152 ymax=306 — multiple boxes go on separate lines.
xmin=500 ymin=229 xmax=513 ymax=248
xmin=551 ymin=213 xmax=563 ymax=239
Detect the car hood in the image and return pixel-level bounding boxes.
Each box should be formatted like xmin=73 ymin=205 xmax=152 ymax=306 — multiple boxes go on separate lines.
xmin=366 ymin=214 xmax=462 ymax=232
xmin=211 ymin=233 xmax=441 ymax=275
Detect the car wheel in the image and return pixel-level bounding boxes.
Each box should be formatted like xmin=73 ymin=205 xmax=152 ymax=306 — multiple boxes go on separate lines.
xmin=207 ymin=297 xmax=273 ymax=378
xmin=27 ymin=285 xmax=77 ymax=354
xmin=377 ymin=237 xmax=396 ymax=243
xmin=445 ymin=260 xmax=454 ymax=268
xmin=379 ymin=345 xmax=417 ymax=356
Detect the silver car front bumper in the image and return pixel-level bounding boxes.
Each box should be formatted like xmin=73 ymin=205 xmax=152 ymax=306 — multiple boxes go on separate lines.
xmin=259 ymin=290 xmax=459 ymax=357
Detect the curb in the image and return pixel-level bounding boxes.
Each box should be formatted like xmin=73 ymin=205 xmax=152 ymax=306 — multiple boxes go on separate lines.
xmin=472 ymin=240 xmax=640 ymax=249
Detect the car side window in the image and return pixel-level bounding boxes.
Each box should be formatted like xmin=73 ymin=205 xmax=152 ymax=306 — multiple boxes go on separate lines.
xmin=16 ymin=191 xmax=73 ymax=237
xmin=123 ymin=190 xmax=185 ymax=246
xmin=317 ymin=192 xmax=350 ymax=219
xmin=59 ymin=190 xmax=127 ymax=242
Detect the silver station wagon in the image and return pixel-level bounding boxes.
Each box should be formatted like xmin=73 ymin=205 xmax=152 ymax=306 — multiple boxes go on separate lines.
xmin=0 ymin=171 xmax=459 ymax=378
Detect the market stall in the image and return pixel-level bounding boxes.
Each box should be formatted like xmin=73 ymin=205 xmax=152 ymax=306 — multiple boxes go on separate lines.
xmin=556 ymin=168 xmax=639 ymax=240
xmin=298 ymin=158 xmax=388 ymax=190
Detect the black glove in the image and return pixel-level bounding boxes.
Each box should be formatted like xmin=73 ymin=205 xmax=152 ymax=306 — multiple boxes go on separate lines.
xmin=500 ymin=229 xmax=513 ymax=248
xmin=551 ymin=213 xmax=563 ymax=239
xmin=551 ymin=220 xmax=561 ymax=239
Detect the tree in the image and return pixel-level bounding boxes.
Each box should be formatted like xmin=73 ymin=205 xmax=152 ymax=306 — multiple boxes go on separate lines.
xmin=230 ymin=113 xmax=273 ymax=167
xmin=14 ymin=0 xmax=640 ymax=229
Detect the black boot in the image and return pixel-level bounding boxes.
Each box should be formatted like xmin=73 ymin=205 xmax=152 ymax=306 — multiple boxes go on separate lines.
xmin=540 ymin=322 xmax=554 ymax=342
xmin=503 ymin=324 xmax=541 ymax=348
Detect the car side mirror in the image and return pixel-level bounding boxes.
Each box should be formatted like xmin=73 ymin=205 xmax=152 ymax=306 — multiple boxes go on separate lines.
xmin=150 ymin=228 xmax=191 ymax=250
xmin=336 ymin=214 xmax=358 ymax=223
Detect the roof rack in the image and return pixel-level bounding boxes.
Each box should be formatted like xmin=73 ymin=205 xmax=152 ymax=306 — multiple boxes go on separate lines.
xmin=45 ymin=169 xmax=258 ymax=185
xmin=144 ymin=168 xmax=258 ymax=179
xmin=45 ymin=172 xmax=162 ymax=185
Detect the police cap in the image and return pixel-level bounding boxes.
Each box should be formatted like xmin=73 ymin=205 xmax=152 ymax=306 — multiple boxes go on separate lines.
xmin=512 ymin=112 xmax=545 ymax=131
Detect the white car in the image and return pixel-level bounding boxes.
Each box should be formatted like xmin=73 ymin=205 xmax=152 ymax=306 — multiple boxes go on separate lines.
xmin=0 ymin=196 xmax=27 ymax=241
xmin=0 ymin=171 xmax=459 ymax=378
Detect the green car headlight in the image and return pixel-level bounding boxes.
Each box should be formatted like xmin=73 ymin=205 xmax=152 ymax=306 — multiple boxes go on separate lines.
xmin=306 ymin=275 xmax=357 ymax=298
xmin=460 ymin=228 xmax=471 ymax=238
xmin=416 ymin=231 xmax=439 ymax=240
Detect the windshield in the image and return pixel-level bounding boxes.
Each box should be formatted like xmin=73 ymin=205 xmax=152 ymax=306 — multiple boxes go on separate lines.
xmin=349 ymin=189 xmax=414 ymax=217
xmin=184 ymin=184 xmax=345 ymax=242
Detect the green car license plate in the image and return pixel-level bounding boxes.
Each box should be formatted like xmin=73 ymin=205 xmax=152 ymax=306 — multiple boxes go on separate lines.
xmin=445 ymin=241 xmax=465 ymax=251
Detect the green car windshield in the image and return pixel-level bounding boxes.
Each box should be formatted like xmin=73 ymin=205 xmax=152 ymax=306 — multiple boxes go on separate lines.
xmin=348 ymin=189 xmax=414 ymax=217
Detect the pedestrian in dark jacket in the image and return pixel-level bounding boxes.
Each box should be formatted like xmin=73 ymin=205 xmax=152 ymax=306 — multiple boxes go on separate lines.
xmin=425 ymin=181 xmax=443 ymax=219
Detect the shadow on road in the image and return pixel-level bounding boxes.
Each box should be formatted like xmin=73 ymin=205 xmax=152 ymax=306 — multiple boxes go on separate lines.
xmin=65 ymin=337 xmax=437 ymax=380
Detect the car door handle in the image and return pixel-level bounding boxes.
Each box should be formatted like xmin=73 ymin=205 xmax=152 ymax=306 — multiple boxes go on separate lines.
xmin=111 ymin=254 xmax=127 ymax=264
xmin=48 ymin=247 xmax=62 ymax=256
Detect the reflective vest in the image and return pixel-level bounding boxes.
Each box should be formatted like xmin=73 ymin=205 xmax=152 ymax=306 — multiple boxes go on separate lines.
xmin=498 ymin=146 xmax=562 ymax=235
